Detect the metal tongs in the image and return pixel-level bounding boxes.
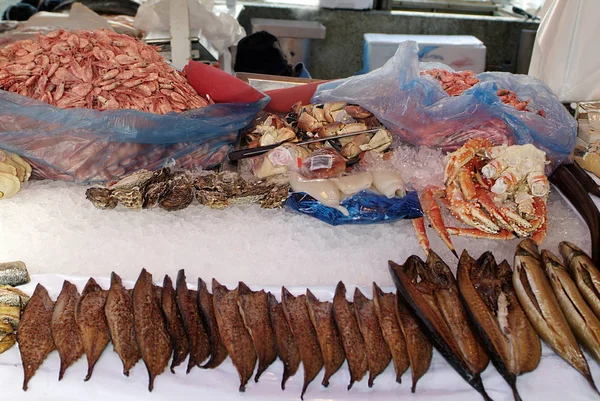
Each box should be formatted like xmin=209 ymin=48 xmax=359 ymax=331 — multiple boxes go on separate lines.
xmin=227 ymin=128 xmax=381 ymax=162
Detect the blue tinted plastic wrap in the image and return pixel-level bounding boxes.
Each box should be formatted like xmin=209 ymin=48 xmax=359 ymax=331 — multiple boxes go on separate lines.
xmin=286 ymin=190 xmax=423 ymax=226
xmin=0 ymin=90 xmax=270 ymax=183
xmin=312 ymin=41 xmax=576 ymax=171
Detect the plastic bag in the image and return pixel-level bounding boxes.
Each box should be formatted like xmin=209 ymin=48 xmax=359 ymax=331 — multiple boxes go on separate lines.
xmin=0 ymin=61 xmax=269 ymax=183
xmin=529 ymin=0 xmax=600 ymax=102
xmin=286 ymin=190 xmax=422 ymax=226
xmin=312 ymin=41 xmax=576 ymax=170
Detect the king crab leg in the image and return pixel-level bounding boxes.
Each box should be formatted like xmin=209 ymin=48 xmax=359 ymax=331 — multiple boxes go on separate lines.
xmin=419 ymin=186 xmax=458 ymax=258
xmin=446 ymin=227 xmax=515 ymax=240
xmin=412 ymin=217 xmax=430 ymax=256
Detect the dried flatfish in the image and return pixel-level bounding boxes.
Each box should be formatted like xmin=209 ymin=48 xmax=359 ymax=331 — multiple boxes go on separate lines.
xmin=395 ymin=293 xmax=432 ymax=392
xmin=458 ymin=251 xmax=541 ymax=401
xmin=17 ymin=284 xmax=55 ymax=391
xmin=354 ymin=288 xmax=391 ymax=387
xmin=133 ymin=269 xmax=172 ymax=391
xmin=559 ymin=241 xmax=600 ymax=320
xmin=106 ymin=272 xmax=141 ymax=376
xmin=213 ymin=279 xmax=257 ymax=391
xmin=513 ymin=239 xmax=597 ymax=392
xmin=52 ymin=280 xmax=84 ymax=380
xmin=267 ymin=292 xmax=300 ymax=390
xmin=389 ymin=253 xmax=492 ymax=401
xmin=161 ymin=275 xmax=189 ymax=373
xmin=542 ymin=250 xmax=600 ymax=364
xmin=281 ymin=287 xmax=323 ymax=399
xmin=372 ymin=283 xmax=410 ymax=385
xmin=332 ymin=281 xmax=368 ymax=390
xmin=176 ymin=270 xmax=211 ymax=372
xmin=197 ymin=278 xmax=228 ymax=369
xmin=237 ymin=282 xmax=277 ymax=382
xmin=0 ymin=261 xmax=29 ymax=286
xmin=305 ymin=289 xmax=345 ymax=387
xmin=75 ymin=277 xmax=110 ymax=381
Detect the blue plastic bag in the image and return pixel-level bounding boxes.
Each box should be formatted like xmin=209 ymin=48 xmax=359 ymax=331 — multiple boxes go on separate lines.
xmin=312 ymin=41 xmax=576 ymax=170
xmin=286 ymin=190 xmax=423 ymax=226
xmin=0 ymin=89 xmax=269 ymax=183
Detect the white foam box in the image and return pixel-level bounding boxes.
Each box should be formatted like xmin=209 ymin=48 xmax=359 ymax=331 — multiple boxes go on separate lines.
xmin=363 ymin=34 xmax=487 ymax=73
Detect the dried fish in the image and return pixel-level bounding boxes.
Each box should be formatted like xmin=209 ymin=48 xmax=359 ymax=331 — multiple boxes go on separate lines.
xmin=133 ymin=269 xmax=172 ymax=391
xmin=389 ymin=253 xmax=492 ymax=401
xmin=17 ymin=284 xmax=55 ymax=391
xmin=197 ymin=278 xmax=227 ymax=369
xmin=106 ymin=272 xmax=141 ymax=376
xmin=237 ymin=282 xmax=277 ymax=382
xmin=52 ymin=280 xmax=84 ymax=380
xmin=176 ymin=270 xmax=211 ymax=372
xmin=542 ymin=249 xmax=600 ymax=364
xmin=0 ymin=320 xmax=15 ymax=354
xmin=213 ymin=279 xmax=257 ymax=392
xmin=513 ymin=239 xmax=597 ymax=392
xmin=0 ymin=261 xmax=29 ymax=286
xmin=353 ymin=287 xmax=392 ymax=387
xmin=75 ymin=277 xmax=110 ymax=381
xmin=458 ymin=251 xmax=540 ymax=401
xmin=267 ymin=292 xmax=300 ymax=390
xmin=395 ymin=293 xmax=432 ymax=392
xmin=161 ymin=275 xmax=189 ymax=373
xmin=305 ymin=289 xmax=345 ymax=387
xmin=372 ymin=283 xmax=410 ymax=384
xmin=559 ymin=241 xmax=600 ymax=320
xmin=332 ymin=281 xmax=368 ymax=390
xmin=282 ymin=287 xmax=324 ymax=399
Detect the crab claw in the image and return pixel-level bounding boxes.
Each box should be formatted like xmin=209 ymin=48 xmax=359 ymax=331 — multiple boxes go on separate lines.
xmin=412 ymin=217 xmax=430 ymax=257
xmin=419 ymin=186 xmax=458 ymax=258
xmin=444 ymin=138 xmax=493 ymax=185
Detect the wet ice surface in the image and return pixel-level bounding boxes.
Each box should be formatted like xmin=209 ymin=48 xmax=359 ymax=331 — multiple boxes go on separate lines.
xmin=0 ymin=180 xmax=592 ymax=287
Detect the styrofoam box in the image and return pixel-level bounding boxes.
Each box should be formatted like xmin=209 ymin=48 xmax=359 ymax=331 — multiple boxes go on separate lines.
xmin=319 ymin=0 xmax=372 ymax=10
xmin=363 ymin=34 xmax=487 ymax=73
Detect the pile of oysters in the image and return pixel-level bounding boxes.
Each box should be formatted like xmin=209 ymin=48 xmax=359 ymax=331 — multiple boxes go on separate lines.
xmin=85 ymin=168 xmax=290 ymax=211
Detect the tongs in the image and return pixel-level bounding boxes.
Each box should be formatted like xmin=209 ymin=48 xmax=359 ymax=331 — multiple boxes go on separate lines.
xmin=227 ymin=128 xmax=381 ymax=162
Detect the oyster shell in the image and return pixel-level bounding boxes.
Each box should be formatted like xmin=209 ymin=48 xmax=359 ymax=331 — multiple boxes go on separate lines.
xmin=85 ymin=188 xmax=117 ymax=210
xmin=143 ymin=168 xmax=171 ymax=209
xmin=160 ymin=171 xmax=195 ymax=211
xmin=109 ymin=170 xmax=155 ymax=210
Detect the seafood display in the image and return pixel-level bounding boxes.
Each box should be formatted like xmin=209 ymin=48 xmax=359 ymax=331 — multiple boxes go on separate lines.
xmin=86 ymin=168 xmax=291 ymax=211
xmin=0 ymin=29 xmax=209 ymax=113
xmin=10 ymin=239 xmax=600 ymax=400
xmin=417 ymin=140 xmax=550 ymax=255
xmin=421 ymin=69 xmax=545 ymax=116
xmin=513 ymin=240 xmax=597 ymax=392
xmin=0 ymin=150 xmax=31 ymax=199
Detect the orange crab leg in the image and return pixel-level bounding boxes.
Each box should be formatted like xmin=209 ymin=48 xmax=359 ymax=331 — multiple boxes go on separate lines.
xmin=419 ymin=186 xmax=458 ymax=258
xmin=530 ymin=197 xmax=547 ymax=244
xmin=447 ymin=227 xmax=515 ymax=240
xmin=457 ymin=164 xmax=477 ymax=201
xmin=412 ymin=217 xmax=430 ymax=256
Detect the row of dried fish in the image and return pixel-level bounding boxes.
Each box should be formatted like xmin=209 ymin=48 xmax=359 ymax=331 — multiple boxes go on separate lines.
xmin=390 ymin=240 xmax=600 ymax=401
xmin=17 ymin=269 xmax=433 ymax=398
xmin=86 ymin=168 xmax=290 ymax=211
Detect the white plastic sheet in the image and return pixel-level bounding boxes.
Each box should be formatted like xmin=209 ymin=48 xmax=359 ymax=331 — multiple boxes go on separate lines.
xmin=134 ymin=0 xmax=245 ymax=53
xmin=528 ymin=0 xmax=600 ymax=102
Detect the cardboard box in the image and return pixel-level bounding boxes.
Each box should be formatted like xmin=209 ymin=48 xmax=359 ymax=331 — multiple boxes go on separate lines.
xmin=363 ymin=34 xmax=487 ymax=73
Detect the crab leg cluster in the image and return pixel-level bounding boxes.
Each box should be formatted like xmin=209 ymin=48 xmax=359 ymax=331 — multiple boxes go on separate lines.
xmin=414 ymin=139 xmax=550 ymax=256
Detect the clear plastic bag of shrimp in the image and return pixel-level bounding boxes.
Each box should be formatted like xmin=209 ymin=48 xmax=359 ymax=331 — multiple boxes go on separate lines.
xmin=312 ymin=40 xmax=576 ymax=171
xmin=0 ymin=61 xmax=269 ymax=183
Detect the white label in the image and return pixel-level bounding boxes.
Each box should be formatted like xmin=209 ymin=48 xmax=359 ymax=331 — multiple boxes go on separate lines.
xmin=309 ymin=155 xmax=333 ymax=171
